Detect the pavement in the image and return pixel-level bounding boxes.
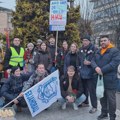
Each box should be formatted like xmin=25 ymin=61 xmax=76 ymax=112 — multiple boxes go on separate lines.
xmin=15 ymin=96 xmax=120 ymax=120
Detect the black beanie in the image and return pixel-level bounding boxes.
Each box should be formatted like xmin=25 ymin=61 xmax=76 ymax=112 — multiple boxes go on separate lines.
xmin=82 ymin=35 xmax=91 ymax=41
xmin=11 ymin=66 xmax=19 ymax=74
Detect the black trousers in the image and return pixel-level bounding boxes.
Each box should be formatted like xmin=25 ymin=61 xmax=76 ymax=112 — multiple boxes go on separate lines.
xmin=81 ymin=78 xmax=97 ymax=108
xmin=100 ymin=89 xmax=116 ymax=120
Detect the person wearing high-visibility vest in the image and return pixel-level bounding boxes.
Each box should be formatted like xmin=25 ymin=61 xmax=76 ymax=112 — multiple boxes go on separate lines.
xmin=4 ymin=38 xmax=24 ymax=74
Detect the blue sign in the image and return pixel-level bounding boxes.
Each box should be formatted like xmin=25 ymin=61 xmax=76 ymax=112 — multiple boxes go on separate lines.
xmin=49 ymin=25 xmax=65 ymax=31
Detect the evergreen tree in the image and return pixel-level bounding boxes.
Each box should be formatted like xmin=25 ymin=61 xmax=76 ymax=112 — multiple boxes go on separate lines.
xmin=12 ymin=0 xmax=50 ymax=45
xmin=12 ymin=0 xmax=80 ymax=46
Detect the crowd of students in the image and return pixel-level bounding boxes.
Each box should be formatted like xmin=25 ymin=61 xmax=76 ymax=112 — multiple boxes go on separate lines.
xmin=0 ymin=34 xmax=120 ymax=120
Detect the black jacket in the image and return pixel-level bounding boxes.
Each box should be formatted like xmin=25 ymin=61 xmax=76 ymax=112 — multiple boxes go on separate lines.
xmin=33 ymin=50 xmax=52 ymax=72
xmin=60 ymin=74 xmax=83 ymax=99
xmin=64 ymin=51 xmax=80 ymax=75
xmin=1 ymin=73 xmax=31 ymax=101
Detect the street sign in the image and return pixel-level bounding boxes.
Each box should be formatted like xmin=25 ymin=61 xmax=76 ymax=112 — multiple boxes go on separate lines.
xmin=49 ymin=0 xmax=67 ymax=26
xmin=49 ymin=25 xmax=65 ymax=31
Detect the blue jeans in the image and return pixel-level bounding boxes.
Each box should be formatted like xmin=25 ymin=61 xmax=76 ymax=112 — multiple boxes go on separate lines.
xmin=0 ymin=97 xmax=5 ymax=107
xmin=59 ymin=94 xmax=86 ymax=106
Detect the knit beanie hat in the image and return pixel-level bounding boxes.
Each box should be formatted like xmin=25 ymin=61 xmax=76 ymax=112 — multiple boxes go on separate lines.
xmin=82 ymin=35 xmax=91 ymax=41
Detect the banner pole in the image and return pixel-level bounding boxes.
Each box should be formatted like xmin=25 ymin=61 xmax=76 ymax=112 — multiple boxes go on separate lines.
xmin=55 ymin=31 xmax=58 ymax=65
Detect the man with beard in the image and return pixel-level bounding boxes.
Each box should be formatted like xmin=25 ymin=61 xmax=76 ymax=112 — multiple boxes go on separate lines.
xmin=79 ymin=35 xmax=97 ymax=113
xmin=91 ymin=35 xmax=120 ymax=120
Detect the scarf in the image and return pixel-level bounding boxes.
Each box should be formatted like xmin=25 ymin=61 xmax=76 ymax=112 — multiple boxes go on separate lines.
xmin=100 ymin=43 xmax=114 ymax=55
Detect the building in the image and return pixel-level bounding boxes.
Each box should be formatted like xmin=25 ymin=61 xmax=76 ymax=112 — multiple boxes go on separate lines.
xmin=0 ymin=7 xmax=13 ymax=34
xmin=90 ymin=0 xmax=120 ymax=49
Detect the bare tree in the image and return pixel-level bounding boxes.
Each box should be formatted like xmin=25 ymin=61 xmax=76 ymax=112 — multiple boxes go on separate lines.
xmin=75 ymin=0 xmax=94 ymax=38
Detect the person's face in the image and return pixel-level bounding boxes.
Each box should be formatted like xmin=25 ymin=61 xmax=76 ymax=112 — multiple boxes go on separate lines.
xmin=67 ymin=69 xmax=75 ymax=77
xmin=14 ymin=68 xmax=21 ymax=76
xmin=13 ymin=38 xmax=21 ymax=46
xmin=27 ymin=45 xmax=34 ymax=51
xmin=49 ymin=38 xmax=55 ymax=45
xmin=62 ymin=41 xmax=68 ymax=50
xmin=41 ymin=43 xmax=47 ymax=51
xmin=82 ymin=39 xmax=90 ymax=47
xmin=70 ymin=44 xmax=77 ymax=53
xmin=100 ymin=37 xmax=110 ymax=48
xmin=37 ymin=64 xmax=45 ymax=74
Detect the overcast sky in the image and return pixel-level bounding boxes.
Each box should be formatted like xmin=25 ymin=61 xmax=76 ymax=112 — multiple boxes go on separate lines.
xmin=0 ymin=0 xmax=86 ymax=10
xmin=0 ymin=0 xmax=15 ymax=10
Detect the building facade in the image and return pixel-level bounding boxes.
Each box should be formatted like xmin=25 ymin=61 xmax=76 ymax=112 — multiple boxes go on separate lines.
xmin=90 ymin=0 xmax=120 ymax=49
xmin=0 ymin=7 xmax=13 ymax=34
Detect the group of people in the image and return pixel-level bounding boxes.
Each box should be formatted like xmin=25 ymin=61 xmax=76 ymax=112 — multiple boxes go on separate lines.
xmin=0 ymin=34 xmax=120 ymax=120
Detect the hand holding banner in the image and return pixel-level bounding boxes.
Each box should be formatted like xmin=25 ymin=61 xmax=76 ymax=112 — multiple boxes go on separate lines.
xmin=24 ymin=70 xmax=61 ymax=117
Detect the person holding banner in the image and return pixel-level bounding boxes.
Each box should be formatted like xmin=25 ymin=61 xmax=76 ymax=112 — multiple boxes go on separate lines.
xmin=47 ymin=35 xmax=59 ymax=73
xmin=91 ymin=35 xmax=120 ymax=120
xmin=60 ymin=66 xmax=86 ymax=110
xmin=1 ymin=66 xmax=31 ymax=110
xmin=21 ymin=64 xmax=48 ymax=93
xmin=57 ymin=40 xmax=69 ymax=76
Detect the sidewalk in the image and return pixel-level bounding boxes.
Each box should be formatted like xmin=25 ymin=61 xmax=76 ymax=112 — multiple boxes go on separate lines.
xmin=15 ymin=101 xmax=120 ymax=120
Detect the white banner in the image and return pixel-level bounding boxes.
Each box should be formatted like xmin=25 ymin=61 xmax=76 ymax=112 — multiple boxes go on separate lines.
xmin=24 ymin=70 xmax=61 ymax=117
xmin=49 ymin=0 xmax=67 ymax=25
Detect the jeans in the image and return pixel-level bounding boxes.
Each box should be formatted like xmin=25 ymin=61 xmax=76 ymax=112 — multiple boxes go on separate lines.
xmin=100 ymin=89 xmax=116 ymax=120
xmin=59 ymin=94 xmax=86 ymax=106
xmin=0 ymin=97 xmax=5 ymax=107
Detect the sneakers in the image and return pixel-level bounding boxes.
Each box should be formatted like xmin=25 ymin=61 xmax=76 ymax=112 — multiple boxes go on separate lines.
xmin=61 ymin=102 xmax=67 ymax=110
xmin=97 ymin=114 xmax=108 ymax=120
xmin=89 ymin=108 xmax=97 ymax=114
xmin=61 ymin=102 xmax=78 ymax=110
xmin=72 ymin=103 xmax=78 ymax=110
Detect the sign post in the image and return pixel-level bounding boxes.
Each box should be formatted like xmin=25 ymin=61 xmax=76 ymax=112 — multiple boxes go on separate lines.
xmin=49 ymin=0 xmax=67 ymax=62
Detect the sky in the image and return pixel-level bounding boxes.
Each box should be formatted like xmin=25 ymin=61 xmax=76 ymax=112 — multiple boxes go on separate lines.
xmin=0 ymin=0 xmax=15 ymax=10
xmin=0 ymin=0 xmax=86 ymax=10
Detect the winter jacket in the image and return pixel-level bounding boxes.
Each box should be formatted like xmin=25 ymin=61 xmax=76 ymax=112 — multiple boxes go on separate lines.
xmin=64 ymin=51 xmax=80 ymax=75
xmin=79 ymin=43 xmax=97 ymax=79
xmin=1 ymin=73 xmax=31 ymax=101
xmin=47 ymin=44 xmax=56 ymax=63
xmin=57 ymin=48 xmax=69 ymax=67
xmin=91 ymin=47 xmax=120 ymax=89
xmin=33 ymin=50 xmax=52 ymax=72
xmin=60 ymin=74 xmax=83 ymax=99
xmin=22 ymin=70 xmax=48 ymax=92
xmin=57 ymin=48 xmax=69 ymax=75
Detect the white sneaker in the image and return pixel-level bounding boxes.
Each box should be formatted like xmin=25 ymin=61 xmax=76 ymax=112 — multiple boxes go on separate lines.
xmin=73 ymin=103 xmax=78 ymax=110
xmin=61 ymin=102 xmax=67 ymax=110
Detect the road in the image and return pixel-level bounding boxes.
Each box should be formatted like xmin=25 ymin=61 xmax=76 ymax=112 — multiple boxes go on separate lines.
xmin=15 ymin=99 xmax=120 ymax=120
xmin=117 ymin=92 xmax=120 ymax=110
